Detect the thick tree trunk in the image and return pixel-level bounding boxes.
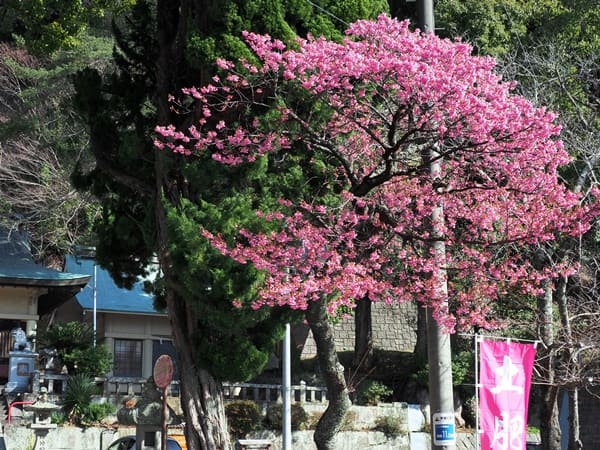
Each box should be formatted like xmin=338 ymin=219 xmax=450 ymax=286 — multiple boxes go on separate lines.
xmin=165 ymin=287 xmax=231 ymax=450
xmin=414 ymin=303 xmax=428 ymax=356
xmin=153 ymin=155 xmax=232 ymax=450
xmin=352 ymin=297 xmax=374 ymax=371
xmin=306 ymin=298 xmax=351 ymax=450
xmin=539 ymin=384 xmax=562 ymax=450
xmin=154 ymin=153 xmax=232 ymax=450
xmin=154 ymin=1 xmax=231 ymax=448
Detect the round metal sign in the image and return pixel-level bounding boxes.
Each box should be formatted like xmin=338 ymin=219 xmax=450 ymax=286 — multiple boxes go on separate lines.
xmin=153 ymin=354 xmax=174 ymax=389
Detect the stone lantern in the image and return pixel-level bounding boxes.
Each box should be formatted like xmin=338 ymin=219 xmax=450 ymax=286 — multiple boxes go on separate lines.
xmin=24 ymin=387 xmax=60 ymax=450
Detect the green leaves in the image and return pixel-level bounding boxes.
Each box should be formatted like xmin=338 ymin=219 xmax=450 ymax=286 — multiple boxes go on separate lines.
xmin=37 ymin=322 xmax=112 ymax=376
xmin=37 ymin=322 xmax=94 ymax=352
xmin=73 ymin=0 xmax=390 ymax=384
xmin=63 ymin=374 xmax=104 ymax=424
xmin=435 ymin=0 xmax=565 ymax=56
xmin=3 ymin=0 xmax=131 ymax=55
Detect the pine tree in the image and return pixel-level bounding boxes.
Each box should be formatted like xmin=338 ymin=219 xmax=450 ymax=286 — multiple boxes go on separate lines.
xmin=73 ymin=1 xmax=388 ymax=448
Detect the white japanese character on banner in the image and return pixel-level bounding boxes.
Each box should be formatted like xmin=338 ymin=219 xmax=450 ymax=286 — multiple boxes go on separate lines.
xmin=490 ymin=411 xmax=524 ymax=450
xmin=490 ymin=355 xmax=523 ymax=395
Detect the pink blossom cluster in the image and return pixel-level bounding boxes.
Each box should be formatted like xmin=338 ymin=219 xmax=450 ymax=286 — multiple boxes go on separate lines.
xmin=156 ymin=15 xmax=597 ymax=331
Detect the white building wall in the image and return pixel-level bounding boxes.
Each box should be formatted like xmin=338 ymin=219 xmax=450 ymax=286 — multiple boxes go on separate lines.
xmin=0 ymin=286 xmax=43 ymax=320
xmin=103 ymin=312 xmax=172 ymax=378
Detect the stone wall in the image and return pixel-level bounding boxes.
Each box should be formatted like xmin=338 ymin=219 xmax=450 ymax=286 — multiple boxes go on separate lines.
xmin=2 ymin=425 xmax=478 ymax=450
xmin=247 ymin=430 xmax=477 ymax=449
xmin=3 ymin=404 xmax=477 ymax=450
xmin=299 ymin=301 xmax=418 ymax=359
xmin=4 ymin=425 xmax=119 ymax=450
xmin=247 ymin=402 xmax=475 ymax=450
xmin=3 ymin=425 xmax=188 ymax=450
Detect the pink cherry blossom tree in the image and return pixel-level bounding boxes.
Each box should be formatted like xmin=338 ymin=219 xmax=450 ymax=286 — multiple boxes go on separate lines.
xmin=156 ymin=15 xmax=597 ymax=449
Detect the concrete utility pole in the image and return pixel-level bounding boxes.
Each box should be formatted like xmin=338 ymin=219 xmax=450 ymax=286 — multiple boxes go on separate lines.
xmin=417 ymin=1 xmax=457 ymax=449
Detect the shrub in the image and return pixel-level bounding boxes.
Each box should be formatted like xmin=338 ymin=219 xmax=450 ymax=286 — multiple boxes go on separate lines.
xmin=340 ymin=410 xmax=357 ymax=431
xmin=308 ymin=410 xmax=357 ymax=431
xmin=411 ymin=350 xmax=474 ymax=387
xmin=81 ymin=402 xmax=116 ymax=424
xmin=37 ymin=322 xmax=112 ymax=376
xmin=62 ymin=345 xmax=113 ymax=377
xmin=225 ymin=400 xmax=262 ymax=437
xmin=307 ymin=411 xmax=322 ymax=430
xmin=60 ymin=401 xmax=116 ymax=426
xmin=50 ymin=411 xmax=67 ymax=425
xmin=357 ymin=380 xmax=393 ymax=405
xmin=37 ymin=322 xmax=94 ymax=353
xmin=451 ymin=350 xmax=474 ymax=386
xmin=265 ymin=403 xmax=309 ymax=431
xmin=374 ymin=416 xmax=404 ymax=437
xmin=62 ymin=374 xmax=101 ymax=424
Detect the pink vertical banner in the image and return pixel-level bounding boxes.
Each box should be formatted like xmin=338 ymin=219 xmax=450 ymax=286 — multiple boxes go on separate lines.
xmin=479 ymin=339 xmax=536 ymax=450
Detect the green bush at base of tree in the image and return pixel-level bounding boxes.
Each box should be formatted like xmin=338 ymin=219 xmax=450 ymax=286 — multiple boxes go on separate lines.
xmin=225 ymin=400 xmax=262 ymax=437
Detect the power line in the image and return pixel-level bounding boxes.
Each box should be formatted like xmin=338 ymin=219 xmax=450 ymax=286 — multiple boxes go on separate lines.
xmin=302 ymin=0 xmax=349 ymax=28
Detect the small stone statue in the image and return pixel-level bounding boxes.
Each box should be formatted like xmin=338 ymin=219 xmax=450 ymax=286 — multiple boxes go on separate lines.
xmin=11 ymin=327 xmax=32 ymax=352
xmin=116 ymin=377 xmax=181 ymax=426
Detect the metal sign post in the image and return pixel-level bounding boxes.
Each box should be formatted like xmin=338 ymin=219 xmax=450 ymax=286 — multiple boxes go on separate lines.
xmin=154 ymin=355 xmax=174 ymax=450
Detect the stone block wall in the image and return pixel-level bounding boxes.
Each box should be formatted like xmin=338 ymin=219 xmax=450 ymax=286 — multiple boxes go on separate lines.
xmin=4 ymin=425 xmax=119 ymax=450
xmin=3 ymin=420 xmax=478 ymax=450
xmin=298 ymin=301 xmax=418 ymax=360
xmin=371 ymin=302 xmax=417 ymax=352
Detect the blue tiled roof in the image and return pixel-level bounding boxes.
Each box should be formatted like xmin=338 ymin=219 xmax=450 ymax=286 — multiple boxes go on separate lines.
xmin=0 ymin=229 xmax=90 ymax=287
xmin=65 ymin=255 xmax=165 ymax=315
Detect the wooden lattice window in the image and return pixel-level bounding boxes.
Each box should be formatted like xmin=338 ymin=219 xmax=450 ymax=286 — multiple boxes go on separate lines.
xmin=113 ymin=339 xmax=142 ymax=377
